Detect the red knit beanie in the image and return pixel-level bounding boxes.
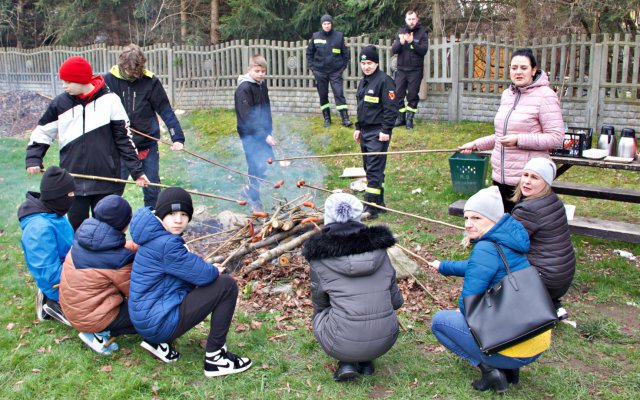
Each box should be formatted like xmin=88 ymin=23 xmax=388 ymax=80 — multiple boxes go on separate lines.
xmin=59 ymin=56 xmax=93 ymax=84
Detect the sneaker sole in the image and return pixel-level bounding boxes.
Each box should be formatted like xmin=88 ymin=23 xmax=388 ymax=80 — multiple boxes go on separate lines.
xmin=78 ymin=333 xmax=112 ymax=355
xmin=204 ymin=361 xmax=252 ymax=377
xmin=42 ymin=304 xmax=72 ymax=327
xmin=140 ymin=341 xmax=179 ymax=363
xmin=36 ymin=290 xmax=49 ymax=321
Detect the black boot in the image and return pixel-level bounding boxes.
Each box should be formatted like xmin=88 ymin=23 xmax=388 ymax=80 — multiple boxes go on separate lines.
xmin=394 ymin=111 xmax=406 ymax=127
xmin=405 ymin=111 xmax=415 ymax=129
xmin=363 ymin=192 xmax=383 ymax=218
xmin=472 ymin=363 xmax=508 ymax=394
xmin=322 ymin=108 xmax=331 ymax=128
xmin=333 ymin=361 xmax=358 ymax=381
xmin=500 ymin=368 xmax=520 ymax=384
xmin=356 ymin=361 xmax=375 ymax=375
xmin=339 ymin=109 xmax=353 ymax=127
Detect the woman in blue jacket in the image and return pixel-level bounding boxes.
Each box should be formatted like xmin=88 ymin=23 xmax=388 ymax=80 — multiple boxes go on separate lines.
xmin=129 ymin=187 xmax=251 ymax=377
xmin=429 ymin=186 xmax=551 ymax=394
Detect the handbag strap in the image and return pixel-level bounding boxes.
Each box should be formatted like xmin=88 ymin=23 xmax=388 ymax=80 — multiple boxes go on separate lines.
xmin=491 ymin=242 xmax=512 ymax=275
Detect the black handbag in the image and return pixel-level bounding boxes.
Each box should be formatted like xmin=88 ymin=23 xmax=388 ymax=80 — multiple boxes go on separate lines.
xmin=463 ymin=242 xmax=558 ymax=355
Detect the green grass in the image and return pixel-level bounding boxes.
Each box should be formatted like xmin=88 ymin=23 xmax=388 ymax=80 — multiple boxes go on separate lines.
xmin=1 ymin=112 xmax=639 ymax=399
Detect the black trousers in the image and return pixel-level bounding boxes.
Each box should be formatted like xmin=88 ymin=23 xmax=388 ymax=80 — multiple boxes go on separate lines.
xmin=493 ymin=181 xmax=517 ymax=213
xmin=395 ymin=69 xmax=423 ymax=111
xmin=360 ymin=128 xmax=390 ymax=191
xmin=169 ymin=274 xmax=238 ymax=352
xmin=314 ymin=69 xmax=347 ymax=108
xmin=67 ymin=192 xmax=117 ymax=231
xmin=105 ymin=303 xmax=138 ymax=337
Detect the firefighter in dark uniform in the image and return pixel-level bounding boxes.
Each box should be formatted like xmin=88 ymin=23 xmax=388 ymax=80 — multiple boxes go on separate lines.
xmin=354 ymin=45 xmax=398 ymax=217
xmin=391 ymin=10 xmax=428 ymax=129
xmin=306 ymin=14 xmax=353 ymax=128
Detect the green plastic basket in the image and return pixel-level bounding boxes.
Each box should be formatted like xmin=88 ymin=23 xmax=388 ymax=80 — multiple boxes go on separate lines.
xmin=448 ymin=151 xmax=489 ymax=194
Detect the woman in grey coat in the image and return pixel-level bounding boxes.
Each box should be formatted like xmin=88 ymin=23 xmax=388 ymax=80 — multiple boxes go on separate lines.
xmin=302 ymin=193 xmax=403 ymax=381
xmin=511 ymin=158 xmax=576 ymax=320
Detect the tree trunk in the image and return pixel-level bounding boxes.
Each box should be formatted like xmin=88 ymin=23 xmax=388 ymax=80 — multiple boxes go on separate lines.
xmin=211 ymin=0 xmax=220 ymax=45
xmin=514 ymin=0 xmax=529 ymax=44
xmin=16 ymin=0 xmax=24 ymax=48
xmin=431 ymin=0 xmax=442 ymax=38
xmin=181 ymin=0 xmax=188 ymax=43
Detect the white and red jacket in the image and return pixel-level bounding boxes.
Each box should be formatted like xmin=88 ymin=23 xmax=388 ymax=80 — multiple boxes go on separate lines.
xmin=474 ymin=71 xmax=565 ymax=186
xmin=26 ymin=76 xmax=143 ymax=196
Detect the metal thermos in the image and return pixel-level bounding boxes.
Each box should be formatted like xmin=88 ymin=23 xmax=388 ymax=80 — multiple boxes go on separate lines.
xmin=597 ymin=125 xmax=617 ymax=156
xmin=617 ymin=128 xmax=637 ymax=160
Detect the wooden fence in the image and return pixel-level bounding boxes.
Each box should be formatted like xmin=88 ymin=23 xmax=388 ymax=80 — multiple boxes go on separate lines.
xmin=1 ymin=33 xmax=639 ymax=128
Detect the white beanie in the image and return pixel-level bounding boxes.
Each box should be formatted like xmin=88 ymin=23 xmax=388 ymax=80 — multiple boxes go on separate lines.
xmin=523 ymin=158 xmax=556 ymax=186
xmin=323 ymin=193 xmax=364 ymax=224
xmin=464 ymin=186 xmax=504 ymax=222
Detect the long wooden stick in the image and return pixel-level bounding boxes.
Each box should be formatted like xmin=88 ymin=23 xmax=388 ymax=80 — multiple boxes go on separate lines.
xmin=296 ymin=180 xmax=464 ymax=231
xmin=395 ymin=244 xmax=455 ymax=283
xmin=70 ymin=173 xmax=247 ymax=205
xmin=267 ymin=148 xmax=459 ymax=163
xmin=185 ymin=226 xmax=243 ymax=244
xmin=130 ymin=128 xmax=284 ymax=189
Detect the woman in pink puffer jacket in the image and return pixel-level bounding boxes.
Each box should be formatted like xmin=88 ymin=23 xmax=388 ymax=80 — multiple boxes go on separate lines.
xmin=460 ymin=48 xmax=564 ymax=212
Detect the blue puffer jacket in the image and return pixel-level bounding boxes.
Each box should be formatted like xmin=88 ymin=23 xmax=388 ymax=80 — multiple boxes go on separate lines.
xmin=128 ymin=207 xmax=218 ymax=343
xmin=440 ymin=214 xmax=531 ymax=315
xmin=18 ymin=192 xmax=74 ymax=301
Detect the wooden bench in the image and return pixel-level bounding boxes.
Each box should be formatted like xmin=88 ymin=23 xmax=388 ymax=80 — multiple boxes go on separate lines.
xmin=551 ymin=182 xmax=640 ymax=203
xmin=448 ymin=200 xmax=640 ymax=244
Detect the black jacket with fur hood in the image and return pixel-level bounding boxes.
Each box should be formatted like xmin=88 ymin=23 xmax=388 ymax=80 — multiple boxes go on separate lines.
xmin=303 ymin=221 xmax=403 ymax=362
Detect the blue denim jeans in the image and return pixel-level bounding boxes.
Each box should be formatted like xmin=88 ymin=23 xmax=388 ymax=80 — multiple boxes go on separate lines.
xmin=121 ymin=142 xmax=160 ymax=208
xmin=431 ymin=310 xmax=541 ymax=369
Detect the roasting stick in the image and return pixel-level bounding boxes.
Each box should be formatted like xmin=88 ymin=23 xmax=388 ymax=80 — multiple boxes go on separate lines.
xmin=69 ymin=173 xmax=246 ymax=205
xmin=130 ymin=128 xmax=284 ymax=189
xmin=296 ymin=180 xmax=464 ymax=231
xmin=267 ymin=148 xmax=459 ymax=164
xmin=395 ymin=244 xmax=455 ymax=284
xmin=185 ymin=226 xmax=244 ymax=245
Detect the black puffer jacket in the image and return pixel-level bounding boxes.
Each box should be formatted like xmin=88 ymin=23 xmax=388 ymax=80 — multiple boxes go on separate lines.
xmin=303 ymin=221 xmax=403 ymax=362
xmin=511 ymin=192 xmax=576 ymax=290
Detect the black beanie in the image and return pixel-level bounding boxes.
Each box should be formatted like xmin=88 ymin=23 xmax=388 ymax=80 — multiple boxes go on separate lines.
xmin=94 ymin=195 xmax=132 ymax=231
xmin=320 ymin=14 xmax=333 ymax=24
xmin=360 ymin=45 xmax=379 ymax=64
xmin=40 ymin=166 xmax=75 ymax=201
xmin=155 ymin=187 xmax=193 ymax=221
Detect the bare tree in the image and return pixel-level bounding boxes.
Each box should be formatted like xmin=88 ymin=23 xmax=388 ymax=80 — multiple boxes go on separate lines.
xmin=211 ymin=0 xmax=220 ymax=44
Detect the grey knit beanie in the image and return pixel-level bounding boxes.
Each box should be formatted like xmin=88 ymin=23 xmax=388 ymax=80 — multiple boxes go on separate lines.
xmin=324 ymin=193 xmax=363 ymax=224
xmin=464 ymin=186 xmax=504 ymax=222
xmin=523 ymin=158 xmax=556 ymax=186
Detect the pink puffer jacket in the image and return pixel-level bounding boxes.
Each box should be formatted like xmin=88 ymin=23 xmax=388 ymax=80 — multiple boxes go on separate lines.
xmin=474 ymin=71 xmax=564 ymax=185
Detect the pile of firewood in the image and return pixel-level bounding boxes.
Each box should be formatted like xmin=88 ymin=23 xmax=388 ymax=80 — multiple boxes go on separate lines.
xmin=187 ymin=194 xmax=324 ymax=274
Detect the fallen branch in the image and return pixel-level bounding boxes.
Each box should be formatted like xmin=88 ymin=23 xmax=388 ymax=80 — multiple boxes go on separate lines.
xmin=242 ymin=228 xmax=318 ymax=274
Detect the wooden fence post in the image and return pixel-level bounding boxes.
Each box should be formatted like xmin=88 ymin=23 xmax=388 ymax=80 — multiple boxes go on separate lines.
xmin=48 ymin=51 xmax=57 ymax=96
xmin=587 ymin=43 xmax=603 ymax=129
xmin=449 ymin=37 xmax=460 ymax=122
xmin=167 ymin=44 xmax=175 ymax=105
xmin=242 ymin=39 xmax=249 ymax=71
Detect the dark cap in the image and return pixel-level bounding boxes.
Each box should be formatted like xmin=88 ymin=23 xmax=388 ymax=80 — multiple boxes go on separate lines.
xmin=40 ymin=166 xmax=75 ymax=201
xmin=94 ymin=195 xmax=132 ymax=231
xmin=155 ymin=187 xmax=194 ymax=221
xmin=360 ymin=45 xmax=379 ymax=64
xmin=321 ymin=14 xmax=333 ymax=24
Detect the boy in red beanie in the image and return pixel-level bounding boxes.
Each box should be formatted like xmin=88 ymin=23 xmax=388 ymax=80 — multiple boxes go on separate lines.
xmin=26 ymin=56 xmax=149 ymax=231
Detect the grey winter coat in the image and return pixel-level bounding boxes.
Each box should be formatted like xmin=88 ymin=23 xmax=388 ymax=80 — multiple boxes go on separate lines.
xmin=511 ymin=192 xmax=576 ymax=292
xmin=302 ymin=222 xmax=403 ymax=362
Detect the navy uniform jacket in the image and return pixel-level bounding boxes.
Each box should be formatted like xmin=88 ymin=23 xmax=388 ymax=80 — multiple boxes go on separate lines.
xmin=356 ymin=68 xmax=399 ymax=135
xmin=306 ymin=29 xmax=350 ymax=74
xmin=391 ymin=23 xmax=429 ymax=71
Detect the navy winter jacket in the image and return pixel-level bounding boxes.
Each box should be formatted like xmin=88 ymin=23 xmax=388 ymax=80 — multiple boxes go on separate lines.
xmin=128 ymin=207 xmax=218 ymax=343
xmin=439 ymin=213 xmax=531 ymax=315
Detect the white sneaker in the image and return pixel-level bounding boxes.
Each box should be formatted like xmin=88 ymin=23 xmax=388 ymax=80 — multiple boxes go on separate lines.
xmin=140 ymin=341 xmax=180 ymax=363
xmin=204 ymin=346 xmax=252 ymax=377
xmin=36 ymin=289 xmax=49 ymax=321
xmin=79 ymin=331 xmax=118 ymax=355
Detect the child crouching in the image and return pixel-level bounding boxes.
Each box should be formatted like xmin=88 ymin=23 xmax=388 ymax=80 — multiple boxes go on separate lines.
xmin=59 ymin=195 xmax=138 ymax=355
xmin=128 ymin=187 xmax=251 ymax=377
xmin=302 ymin=193 xmax=403 ymax=381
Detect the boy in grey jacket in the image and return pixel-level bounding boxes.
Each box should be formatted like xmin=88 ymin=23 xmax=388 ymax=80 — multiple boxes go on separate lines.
xmin=302 ymin=193 xmax=403 ymax=381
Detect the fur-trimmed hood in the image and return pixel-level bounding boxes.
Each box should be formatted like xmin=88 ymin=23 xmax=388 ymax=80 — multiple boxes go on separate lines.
xmin=303 ymin=222 xmax=395 ymax=260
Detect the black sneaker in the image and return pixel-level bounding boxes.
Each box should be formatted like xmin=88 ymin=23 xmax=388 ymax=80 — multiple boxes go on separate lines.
xmin=36 ymin=289 xmax=50 ymax=321
xmin=141 ymin=341 xmax=180 ymax=363
xmin=204 ymin=346 xmax=252 ymax=377
xmin=43 ymin=300 xmax=71 ymax=326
